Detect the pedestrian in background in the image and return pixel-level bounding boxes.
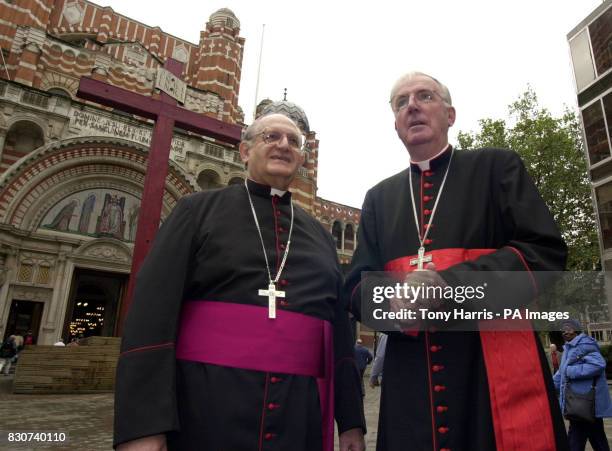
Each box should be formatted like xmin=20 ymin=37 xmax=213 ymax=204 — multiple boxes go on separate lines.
xmin=0 ymin=335 xmax=17 ymax=375
xmin=553 ymin=319 xmax=612 ymax=451
xmin=354 ymin=339 xmax=373 ymax=396
xmin=549 ymin=343 xmax=561 ymax=373
xmin=369 ymin=334 xmax=387 ymax=388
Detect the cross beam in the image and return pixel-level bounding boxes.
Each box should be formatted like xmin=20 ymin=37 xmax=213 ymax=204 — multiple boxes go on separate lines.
xmin=77 ymin=59 xmax=242 ymax=333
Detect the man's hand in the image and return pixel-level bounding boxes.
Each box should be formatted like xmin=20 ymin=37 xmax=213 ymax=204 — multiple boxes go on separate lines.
xmin=116 ymin=434 xmax=167 ymax=451
xmin=339 ymin=427 xmax=366 ymax=451
xmin=404 ymin=262 xmax=447 ymax=310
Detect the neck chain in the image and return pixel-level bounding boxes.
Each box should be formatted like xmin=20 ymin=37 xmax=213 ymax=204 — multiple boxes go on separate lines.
xmin=244 ymin=179 xmax=294 ymax=318
xmin=408 ymin=148 xmax=454 ymax=270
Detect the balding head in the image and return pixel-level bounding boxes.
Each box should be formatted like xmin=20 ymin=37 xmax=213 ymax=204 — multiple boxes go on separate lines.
xmin=239 ymin=113 xmax=305 ymax=190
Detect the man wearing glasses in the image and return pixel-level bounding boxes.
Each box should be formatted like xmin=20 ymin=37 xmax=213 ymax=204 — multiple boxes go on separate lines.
xmin=345 ymin=72 xmax=568 ymax=450
xmin=115 ymin=113 xmax=366 ymax=451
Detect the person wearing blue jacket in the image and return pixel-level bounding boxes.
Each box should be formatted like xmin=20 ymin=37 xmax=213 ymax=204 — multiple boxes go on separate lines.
xmin=553 ymin=319 xmax=612 ymax=451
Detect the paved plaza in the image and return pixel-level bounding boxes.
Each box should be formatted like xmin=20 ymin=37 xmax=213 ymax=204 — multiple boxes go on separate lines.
xmin=0 ymin=375 xmax=611 ymax=450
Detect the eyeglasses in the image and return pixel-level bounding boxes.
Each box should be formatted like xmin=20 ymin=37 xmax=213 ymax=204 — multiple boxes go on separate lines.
xmin=390 ymin=89 xmax=446 ymax=113
xmin=255 ymin=129 xmax=302 ymax=151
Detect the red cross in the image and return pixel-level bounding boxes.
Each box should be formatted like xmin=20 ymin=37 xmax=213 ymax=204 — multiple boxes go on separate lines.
xmin=77 ymin=58 xmax=242 ymax=332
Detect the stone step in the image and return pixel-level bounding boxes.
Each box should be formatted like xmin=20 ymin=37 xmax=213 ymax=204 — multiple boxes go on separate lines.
xmin=12 ymin=338 xmax=121 ymax=394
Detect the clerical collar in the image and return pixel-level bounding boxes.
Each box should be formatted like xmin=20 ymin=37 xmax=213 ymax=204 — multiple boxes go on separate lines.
xmin=410 ymin=144 xmax=452 ymax=171
xmin=246 ymin=179 xmax=291 ymax=202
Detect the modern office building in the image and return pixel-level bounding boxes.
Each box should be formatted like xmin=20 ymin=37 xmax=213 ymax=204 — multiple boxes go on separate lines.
xmin=568 ymin=0 xmax=612 ymax=342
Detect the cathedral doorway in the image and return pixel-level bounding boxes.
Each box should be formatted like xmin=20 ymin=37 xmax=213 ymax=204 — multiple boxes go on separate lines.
xmin=3 ymin=300 xmax=44 ymax=343
xmin=62 ymin=268 xmax=127 ymax=340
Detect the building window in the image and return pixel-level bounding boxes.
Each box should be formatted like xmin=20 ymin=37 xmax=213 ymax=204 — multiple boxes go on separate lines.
xmin=583 ymin=100 xmax=611 ymax=165
xmin=570 ymin=29 xmax=596 ymax=91
xmin=17 ymin=264 xmax=33 ymax=283
xmin=48 ymin=88 xmax=72 ymax=99
xmin=197 ymin=169 xmax=222 ymax=190
xmin=36 ymin=265 xmax=51 ymax=285
xmin=596 ymin=181 xmax=612 ymax=249
xmin=345 ymin=224 xmax=355 ymax=252
xmin=589 ymin=8 xmax=612 ymax=76
xmin=604 ymin=92 xmax=612 ymax=140
xmin=20 ymin=90 xmax=50 ymax=108
xmin=332 ymin=221 xmax=342 ymax=250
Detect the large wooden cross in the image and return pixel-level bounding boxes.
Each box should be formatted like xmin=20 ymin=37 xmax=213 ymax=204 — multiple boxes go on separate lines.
xmin=77 ymin=58 xmax=242 ymax=333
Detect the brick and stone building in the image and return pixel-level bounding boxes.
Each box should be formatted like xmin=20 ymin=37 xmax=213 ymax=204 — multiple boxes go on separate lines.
xmin=0 ymin=0 xmax=361 ymax=345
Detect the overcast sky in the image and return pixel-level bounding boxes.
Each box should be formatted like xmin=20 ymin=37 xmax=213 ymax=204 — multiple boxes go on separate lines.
xmin=99 ymin=0 xmax=602 ymax=208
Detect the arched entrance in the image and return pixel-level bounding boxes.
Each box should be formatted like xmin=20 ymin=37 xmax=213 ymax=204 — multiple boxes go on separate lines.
xmin=62 ymin=268 xmax=128 ymax=340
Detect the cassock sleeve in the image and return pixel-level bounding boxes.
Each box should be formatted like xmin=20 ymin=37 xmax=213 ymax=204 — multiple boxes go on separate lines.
xmin=344 ymin=190 xmax=385 ymax=322
xmin=439 ymin=150 xmax=567 ymax=309
xmin=114 ymin=196 xmax=197 ymax=447
xmin=326 ymin=233 xmax=367 ymax=434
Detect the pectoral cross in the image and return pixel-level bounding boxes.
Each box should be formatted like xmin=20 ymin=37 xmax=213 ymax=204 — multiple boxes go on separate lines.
xmin=409 ymin=246 xmax=432 ymax=271
xmin=259 ymin=282 xmax=285 ymax=319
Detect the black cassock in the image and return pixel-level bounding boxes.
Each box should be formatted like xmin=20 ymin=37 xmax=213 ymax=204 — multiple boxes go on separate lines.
xmin=346 ymin=147 xmax=569 ymax=451
xmin=114 ymin=180 xmax=365 ymax=450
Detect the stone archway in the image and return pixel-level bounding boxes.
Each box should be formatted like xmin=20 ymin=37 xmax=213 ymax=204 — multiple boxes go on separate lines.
xmin=2 ymin=120 xmax=44 ymax=172
xmin=197 ymin=168 xmax=223 ymax=190
xmin=0 ymin=137 xmax=197 ymax=231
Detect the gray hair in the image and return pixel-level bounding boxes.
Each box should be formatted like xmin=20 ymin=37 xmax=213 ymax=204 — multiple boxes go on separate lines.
xmin=241 ymin=113 xmax=303 ymax=147
xmin=389 ymin=71 xmax=452 ymax=106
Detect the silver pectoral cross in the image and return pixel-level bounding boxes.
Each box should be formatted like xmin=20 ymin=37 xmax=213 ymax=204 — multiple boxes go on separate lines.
xmin=259 ymin=282 xmax=285 ymax=319
xmin=409 ymin=246 xmax=432 ymax=271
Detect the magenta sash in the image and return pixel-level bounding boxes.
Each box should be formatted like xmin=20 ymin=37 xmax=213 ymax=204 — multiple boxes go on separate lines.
xmin=175 ymin=301 xmax=334 ymax=451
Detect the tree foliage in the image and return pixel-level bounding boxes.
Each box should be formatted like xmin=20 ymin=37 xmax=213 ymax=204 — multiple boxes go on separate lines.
xmin=457 ymin=88 xmax=598 ymax=271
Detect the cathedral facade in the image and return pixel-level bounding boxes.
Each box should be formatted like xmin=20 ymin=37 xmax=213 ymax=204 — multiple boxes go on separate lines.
xmin=0 ymin=0 xmax=360 ymax=344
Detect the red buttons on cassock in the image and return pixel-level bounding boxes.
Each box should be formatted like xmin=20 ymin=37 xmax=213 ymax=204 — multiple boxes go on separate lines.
xmin=268 ymin=403 xmax=280 ymax=410
xmin=278 ymin=226 xmax=285 ymax=233
xmin=279 ymin=300 xmax=289 ymax=306
xmin=424 ymin=170 xmax=434 ymax=177
xmin=432 ymin=364 xmax=444 ymax=372
xmin=430 ymin=345 xmax=441 ymax=352
xmin=280 ymin=243 xmax=286 ymax=250
xmin=438 ymin=427 xmax=449 ymax=434
xmin=270 ymin=376 xmax=283 ymax=383
xmin=424 ymin=239 xmax=433 ymax=245
xmin=264 ymin=433 xmax=275 ymax=440
xmin=436 ymin=405 xmax=448 ymax=413
xmin=275 ymin=210 xmax=281 ymax=216
xmin=423 ymin=195 xmax=432 ymax=202
xmin=279 ymin=279 xmax=288 ymax=286
xmin=434 ymin=385 xmax=446 ymax=392
xmin=424 ymin=209 xmax=432 ymax=215
xmin=440 ymin=448 xmax=451 ymax=451
xmin=424 ymin=182 xmax=434 ymax=188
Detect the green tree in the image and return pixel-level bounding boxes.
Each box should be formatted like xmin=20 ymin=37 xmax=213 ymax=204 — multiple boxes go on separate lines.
xmin=457 ymin=88 xmax=598 ymax=271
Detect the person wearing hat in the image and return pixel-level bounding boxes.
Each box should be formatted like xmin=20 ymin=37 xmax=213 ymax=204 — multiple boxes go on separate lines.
xmin=553 ymin=319 xmax=612 ymax=451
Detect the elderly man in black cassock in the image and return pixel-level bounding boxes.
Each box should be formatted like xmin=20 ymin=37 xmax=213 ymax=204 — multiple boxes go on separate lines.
xmin=114 ymin=113 xmax=366 ymax=451
xmin=345 ymin=72 xmax=569 ymax=450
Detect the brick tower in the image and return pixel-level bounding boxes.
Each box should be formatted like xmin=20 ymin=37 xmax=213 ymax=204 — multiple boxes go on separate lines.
xmin=195 ymin=8 xmax=245 ymax=124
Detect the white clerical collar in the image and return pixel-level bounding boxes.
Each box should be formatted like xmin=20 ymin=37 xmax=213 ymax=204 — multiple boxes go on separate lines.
xmin=270 ymin=187 xmax=287 ymax=197
xmin=246 ymin=178 xmax=287 ymax=197
xmin=410 ymin=144 xmax=451 ymax=171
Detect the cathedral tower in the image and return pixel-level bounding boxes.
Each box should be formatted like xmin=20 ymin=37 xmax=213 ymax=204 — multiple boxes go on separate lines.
xmin=195 ymin=9 xmax=245 ymax=124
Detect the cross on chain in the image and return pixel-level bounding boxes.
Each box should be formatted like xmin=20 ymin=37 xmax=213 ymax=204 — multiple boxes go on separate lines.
xmin=410 ymin=246 xmax=432 ymax=271
xmin=259 ymin=282 xmax=285 ymax=319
